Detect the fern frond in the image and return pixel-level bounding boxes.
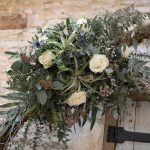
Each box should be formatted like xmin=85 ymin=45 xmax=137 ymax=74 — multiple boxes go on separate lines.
xmin=130 ymin=53 xmax=150 ymax=62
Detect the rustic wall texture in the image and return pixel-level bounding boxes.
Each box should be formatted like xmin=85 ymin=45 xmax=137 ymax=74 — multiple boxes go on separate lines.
xmin=0 ymin=0 xmax=149 ymax=150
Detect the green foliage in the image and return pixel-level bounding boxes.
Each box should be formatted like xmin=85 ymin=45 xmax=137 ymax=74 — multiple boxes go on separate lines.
xmin=11 ymin=61 xmax=23 ymax=72
xmin=5 ymin=51 xmax=19 ymax=59
xmin=52 ymin=81 xmax=65 ymax=90
xmin=36 ymin=90 xmax=48 ymax=105
xmin=1 ymin=5 xmax=150 ymax=146
xmin=90 ymin=107 xmax=98 ymax=130
xmin=0 ymin=92 xmax=25 ymax=100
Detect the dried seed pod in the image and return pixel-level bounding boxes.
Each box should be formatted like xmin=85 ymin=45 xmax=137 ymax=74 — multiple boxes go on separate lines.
xmin=99 ymin=85 xmax=113 ymax=97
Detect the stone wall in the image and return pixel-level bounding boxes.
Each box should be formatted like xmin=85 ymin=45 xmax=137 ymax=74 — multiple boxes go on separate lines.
xmin=0 ymin=0 xmax=150 ymax=150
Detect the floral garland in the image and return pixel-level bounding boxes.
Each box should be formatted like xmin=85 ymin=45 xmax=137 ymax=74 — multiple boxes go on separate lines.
xmin=1 ymin=6 xmax=150 ymax=147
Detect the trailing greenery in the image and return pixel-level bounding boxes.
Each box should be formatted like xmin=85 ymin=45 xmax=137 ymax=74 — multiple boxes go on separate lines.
xmin=1 ymin=5 xmax=150 ymax=148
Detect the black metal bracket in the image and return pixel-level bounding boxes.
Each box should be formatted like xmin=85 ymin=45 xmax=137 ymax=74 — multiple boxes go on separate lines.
xmin=107 ymin=126 xmax=150 ymax=143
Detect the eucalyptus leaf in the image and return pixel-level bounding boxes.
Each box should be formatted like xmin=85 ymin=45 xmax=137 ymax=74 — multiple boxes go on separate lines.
xmin=22 ymin=63 xmax=31 ymax=74
xmin=90 ymin=107 xmax=98 ymax=131
xmin=5 ymin=51 xmax=18 ymax=56
xmin=36 ymin=90 xmax=48 ymax=105
xmin=82 ymin=116 xmax=87 ymax=127
xmin=117 ymin=93 xmax=125 ymax=103
xmin=126 ymin=97 xmax=133 ymax=106
xmin=11 ymin=61 xmax=23 ymax=72
xmin=5 ymin=51 xmax=19 ymax=59
xmin=52 ymin=81 xmax=65 ymax=90
xmin=117 ymin=71 xmax=124 ymax=81
xmin=29 ymin=94 xmax=37 ymax=105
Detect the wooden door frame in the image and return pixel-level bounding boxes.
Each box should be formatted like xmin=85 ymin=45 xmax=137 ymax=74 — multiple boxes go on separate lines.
xmin=102 ymin=109 xmax=118 ymax=150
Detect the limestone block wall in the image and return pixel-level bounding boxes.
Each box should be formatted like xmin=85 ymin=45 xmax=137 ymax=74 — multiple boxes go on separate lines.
xmin=0 ymin=0 xmax=149 ymax=150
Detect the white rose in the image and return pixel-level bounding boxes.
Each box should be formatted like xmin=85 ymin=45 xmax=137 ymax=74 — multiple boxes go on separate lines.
xmin=89 ymin=54 xmax=109 ymax=73
xmin=76 ymin=18 xmax=87 ymax=25
xmin=38 ymin=51 xmax=56 ymax=69
xmin=121 ymin=47 xmax=131 ymax=58
xmin=66 ymin=91 xmax=86 ymax=106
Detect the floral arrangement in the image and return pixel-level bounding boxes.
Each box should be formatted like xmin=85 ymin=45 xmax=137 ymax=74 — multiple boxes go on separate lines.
xmin=0 ymin=6 xmax=150 ymax=148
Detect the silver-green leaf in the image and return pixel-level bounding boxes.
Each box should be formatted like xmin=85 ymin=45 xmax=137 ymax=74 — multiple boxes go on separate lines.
xmin=52 ymin=81 xmax=65 ymax=90
xmin=36 ymin=90 xmax=48 ymax=105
